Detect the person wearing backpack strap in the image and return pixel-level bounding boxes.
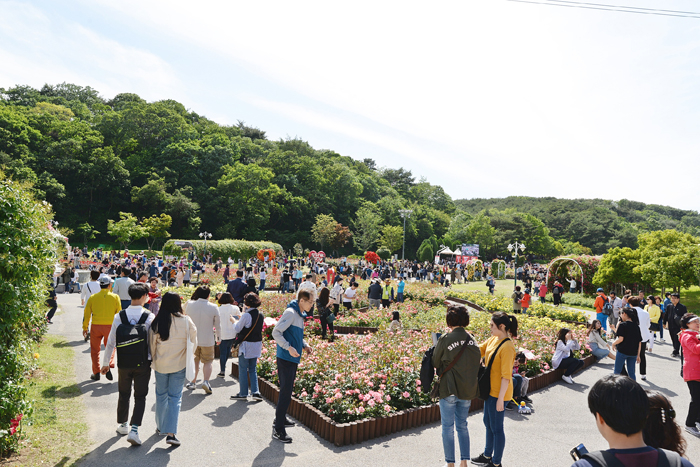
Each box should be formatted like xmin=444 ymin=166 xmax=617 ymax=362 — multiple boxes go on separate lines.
xmin=101 ymin=282 xmax=155 ymax=447
xmin=432 ymin=304 xmax=481 ymax=467
xmin=472 ymin=312 xmax=518 ymax=467
xmin=570 ymin=375 xmax=693 ymax=467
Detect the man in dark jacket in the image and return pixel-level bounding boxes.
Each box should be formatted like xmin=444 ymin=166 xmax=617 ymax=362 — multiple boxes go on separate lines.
xmin=226 ymin=270 xmax=247 ymax=305
xmin=664 ymin=292 xmax=687 ymax=357
xmin=367 ymin=279 xmax=383 ymax=309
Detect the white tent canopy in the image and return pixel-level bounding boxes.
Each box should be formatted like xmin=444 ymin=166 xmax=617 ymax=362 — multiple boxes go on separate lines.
xmin=436 ymin=246 xmax=455 ymax=255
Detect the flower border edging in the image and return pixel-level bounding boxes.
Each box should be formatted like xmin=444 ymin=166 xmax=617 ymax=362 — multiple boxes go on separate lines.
xmin=231 ymin=354 xmax=595 ymax=446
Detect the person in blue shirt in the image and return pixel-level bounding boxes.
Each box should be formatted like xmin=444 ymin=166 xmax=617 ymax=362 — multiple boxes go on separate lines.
xmin=397 ymin=276 xmax=406 ymax=303
xmin=271 ymin=290 xmax=313 ymax=443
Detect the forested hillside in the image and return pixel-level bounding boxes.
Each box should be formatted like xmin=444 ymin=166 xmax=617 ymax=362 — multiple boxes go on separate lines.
xmin=455 ymin=197 xmax=700 ymax=254
xmin=0 ymin=83 xmax=454 ymax=255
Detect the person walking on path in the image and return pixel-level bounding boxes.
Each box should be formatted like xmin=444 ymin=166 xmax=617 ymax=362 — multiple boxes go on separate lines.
xmin=112 ymin=267 xmax=135 ymax=310
xmin=83 ymin=276 xmax=121 ymax=381
xmin=148 ymin=292 xmax=196 ymax=446
xmin=629 ymin=297 xmax=653 ymax=380
xmin=271 ymin=290 xmax=314 ymax=443
xmin=472 ymin=312 xmax=518 ymax=467
xmin=184 ymin=286 xmax=220 ymax=394
xmin=216 ymin=292 xmax=240 ymax=378
xmin=46 ymin=284 xmax=58 ymax=324
xmin=226 ymin=270 xmax=247 ymax=305
xmin=511 ymin=286 xmax=523 ymax=314
xmin=101 ymin=283 xmax=155 ymax=446
xmin=432 ymin=304 xmax=481 ymax=467
xmin=538 ymin=281 xmax=547 ymax=304
xmin=594 ymin=288 xmax=608 ymax=332
xmin=611 ymin=307 xmax=642 ymax=381
xmin=679 ymin=313 xmax=700 ymax=438
xmin=665 ymin=292 xmax=687 ymax=358
xmin=607 ymin=291 xmax=622 ymax=334
xmin=230 ymin=293 xmax=265 ymax=401
xmin=81 ymin=270 xmax=101 ymax=306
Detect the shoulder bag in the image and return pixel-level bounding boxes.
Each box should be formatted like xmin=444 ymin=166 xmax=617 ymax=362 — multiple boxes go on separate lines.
xmin=477 ymin=338 xmax=510 ymax=401
xmin=231 ymin=312 xmax=261 ymax=358
xmin=429 ymin=339 xmax=469 ymax=401
xmin=185 ymin=317 xmax=196 ymax=381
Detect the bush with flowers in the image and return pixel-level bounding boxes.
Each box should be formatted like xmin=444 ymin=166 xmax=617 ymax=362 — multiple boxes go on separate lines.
xmin=364 ymin=251 xmax=380 ymax=265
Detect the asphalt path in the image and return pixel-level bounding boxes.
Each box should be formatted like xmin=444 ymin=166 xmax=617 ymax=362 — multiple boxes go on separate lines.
xmin=52 ymin=293 xmax=700 ymax=466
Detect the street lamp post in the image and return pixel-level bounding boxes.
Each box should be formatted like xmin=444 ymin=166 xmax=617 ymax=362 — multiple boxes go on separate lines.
xmin=507 ymin=241 xmax=526 ymax=289
xmin=399 ymin=209 xmax=413 ymax=260
xmin=199 ymin=231 xmax=212 ymax=259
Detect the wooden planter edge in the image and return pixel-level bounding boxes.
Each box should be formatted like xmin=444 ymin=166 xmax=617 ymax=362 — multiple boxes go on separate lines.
xmin=230 ymin=354 xmax=595 ymax=447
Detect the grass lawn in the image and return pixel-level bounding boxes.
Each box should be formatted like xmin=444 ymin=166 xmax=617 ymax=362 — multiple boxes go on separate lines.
xmin=0 ymin=332 xmax=90 ymax=467
xmin=679 ymin=285 xmax=700 ymax=312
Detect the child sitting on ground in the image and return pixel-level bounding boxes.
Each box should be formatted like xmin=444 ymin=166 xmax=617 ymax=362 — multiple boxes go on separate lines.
xmin=508 ymin=352 xmax=532 ymax=409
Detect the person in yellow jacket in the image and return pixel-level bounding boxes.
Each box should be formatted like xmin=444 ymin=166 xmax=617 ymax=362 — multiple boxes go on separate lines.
xmin=83 ymin=276 xmax=121 ymax=381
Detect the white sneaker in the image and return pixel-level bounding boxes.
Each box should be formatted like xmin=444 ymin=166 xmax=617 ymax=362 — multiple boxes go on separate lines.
xmin=685 ymin=426 xmax=700 ymax=439
xmin=127 ymin=428 xmax=142 ymax=446
xmin=116 ymin=423 xmax=129 ymax=435
xmin=202 ymin=381 xmax=212 ymax=394
xmin=641 ymin=375 xmax=647 ymax=380
xmin=562 ymin=375 xmax=574 ymax=384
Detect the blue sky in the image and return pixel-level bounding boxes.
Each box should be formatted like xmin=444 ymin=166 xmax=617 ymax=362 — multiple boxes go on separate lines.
xmin=1 ymin=0 xmax=699 ymax=211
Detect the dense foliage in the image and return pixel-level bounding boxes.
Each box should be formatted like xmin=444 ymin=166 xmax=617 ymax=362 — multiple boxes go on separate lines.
xmin=163 ymin=239 xmax=282 ymax=260
xmin=0 ymin=177 xmax=55 ymax=454
xmin=456 ymin=196 xmax=700 ymax=255
xmin=0 ymin=83 xmax=455 ymax=255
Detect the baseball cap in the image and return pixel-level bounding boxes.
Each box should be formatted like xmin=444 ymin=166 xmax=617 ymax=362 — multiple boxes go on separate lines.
xmin=99 ymin=276 xmax=111 ymax=286
xmin=596 ymin=288 xmax=604 ymax=293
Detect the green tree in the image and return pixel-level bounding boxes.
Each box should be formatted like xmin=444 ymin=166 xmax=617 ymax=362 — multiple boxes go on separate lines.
xmin=141 ymin=213 xmax=172 ymax=250
xmin=376 ymin=247 xmax=392 ymax=260
xmin=592 ymin=247 xmax=642 ymax=287
xmin=416 ymin=239 xmax=435 ymax=262
xmin=380 ymin=225 xmax=404 ymax=253
xmin=107 ymin=212 xmax=145 ymax=251
xmin=311 ymin=214 xmax=338 ymax=251
xmin=635 ymin=230 xmax=700 ymax=291
xmin=352 ymin=205 xmax=382 ymax=252
xmin=330 ymin=222 xmax=352 ymax=255
xmin=77 ymin=222 xmax=100 ymax=247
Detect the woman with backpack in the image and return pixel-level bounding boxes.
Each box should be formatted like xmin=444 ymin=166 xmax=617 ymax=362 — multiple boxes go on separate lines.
xmin=511 ymin=286 xmax=523 ymax=313
xmin=472 ymin=312 xmax=518 ymax=467
xmin=432 ymin=304 xmax=481 ymax=467
xmin=148 ymin=292 xmax=197 ymax=446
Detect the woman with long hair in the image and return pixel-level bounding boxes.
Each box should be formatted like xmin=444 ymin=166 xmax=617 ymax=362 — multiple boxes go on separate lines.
xmin=587 ymin=320 xmax=615 ymax=362
xmin=216 ymin=292 xmax=241 ymax=378
xmin=612 ymin=307 xmax=642 ymax=380
xmin=148 ymin=292 xmax=197 ymax=446
xmin=229 ymin=292 xmax=265 ymax=401
xmin=643 ymin=390 xmax=687 ymax=457
xmin=317 ymin=287 xmax=334 ymax=341
xmin=552 ymin=328 xmax=585 ymax=384
xmin=472 ymin=312 xmax=517 ymax=467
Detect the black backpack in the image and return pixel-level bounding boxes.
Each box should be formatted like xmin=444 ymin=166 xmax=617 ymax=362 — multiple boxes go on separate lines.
xmin=116 ymin=311 xmax=150 ymax=369
xmin=420 ymin=346 xmax=436 ymax=394
xmin=582 ymin=448 xmax=682 ymax=467
xmin=602 ymin=301 xmax=614 ymax=316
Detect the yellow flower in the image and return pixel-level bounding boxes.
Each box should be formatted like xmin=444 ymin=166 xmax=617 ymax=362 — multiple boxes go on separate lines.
xmin=34 ymin=353 xmax=40 ymax=359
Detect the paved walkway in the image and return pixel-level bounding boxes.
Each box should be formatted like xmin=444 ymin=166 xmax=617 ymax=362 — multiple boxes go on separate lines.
xmin=53 ymin=294 xmax=699 ymax=466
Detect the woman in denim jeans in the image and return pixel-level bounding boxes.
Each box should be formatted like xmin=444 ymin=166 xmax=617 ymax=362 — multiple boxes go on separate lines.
xmin=612 ymin=307 xmax=642 ymax=380
xmin=148 ymin=293 xmax=197 ymax=446
xmin=432 ymin=304 xmax=481 ymax=467
xmin=230 ymin=293 xmax=265 ymax=401
xmin=472 ymin=312 xmax=518 ymax=467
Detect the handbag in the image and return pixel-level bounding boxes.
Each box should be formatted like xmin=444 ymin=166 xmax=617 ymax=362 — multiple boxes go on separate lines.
xmin=477 ymin=338 xmax=510 ymax=401
xmin=232 ymin=312 xmax=261 ymax=354
xmin=185 ymin=317 xmax=196 ymax=382
xmin=429 ymin=339 xmax=470 ymax=401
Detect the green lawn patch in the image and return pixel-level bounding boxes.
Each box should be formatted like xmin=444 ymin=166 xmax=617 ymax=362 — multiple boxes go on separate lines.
xmin=0 ymin=334 xmax=90 ymax=467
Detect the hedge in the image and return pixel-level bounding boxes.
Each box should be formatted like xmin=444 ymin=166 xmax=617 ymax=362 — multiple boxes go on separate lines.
xmin=163 ymin=239 xmax=283 ymax=261
xmin=0 ymin=179 xmax=55 ymax=455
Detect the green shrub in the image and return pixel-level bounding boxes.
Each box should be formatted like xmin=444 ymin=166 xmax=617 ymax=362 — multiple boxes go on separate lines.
xmin=544 ymin=293 xmax=597 ymax=308
xmin=0 ymin=179 xmax=55 ymax=455
xmin=163 ymin=239 xmax=283 ymax=260
xmin=376 ymin=247 xmax=391 ymax=260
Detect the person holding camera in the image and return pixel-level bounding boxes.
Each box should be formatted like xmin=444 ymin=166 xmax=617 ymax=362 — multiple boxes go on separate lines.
xmin=570 ymin=375 xmax=692 ymax=467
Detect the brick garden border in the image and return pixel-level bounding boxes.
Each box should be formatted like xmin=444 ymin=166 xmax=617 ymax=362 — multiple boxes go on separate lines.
xmin=231 ymin=354 xmax=595 ymax=447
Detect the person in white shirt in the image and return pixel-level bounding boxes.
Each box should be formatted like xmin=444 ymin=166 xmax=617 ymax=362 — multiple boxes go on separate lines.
xmin=630 ymin=297 xmax=653 ymax=380
xmin=216 ymin=293 xmax=241 ymax=378
xmin=81 ymin=270 xmax=101 ymax=306
xmin=113 ymin=267 xmax=136 ymax=310
xmin=330 ymin=278 xmax=344 ymax=314
xmin=567 ymin=278 xmax=577 ymax=293
xmin=297 ymin=274 xmax=318 ymax=317
xmin=100 ymin=283 xmax=155 ymax=446
xmin=608 ymin=291 xmax=623 ymax=330
xmin=258 ymin=268 xmax=267 ymax=292
xmin=184 ymin=286 xmax=221 ymax=394
xmin=342 ymin=282 xmax=358 ymax=310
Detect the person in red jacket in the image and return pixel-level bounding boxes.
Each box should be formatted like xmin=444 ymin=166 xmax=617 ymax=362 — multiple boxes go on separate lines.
xmin=680 ymin=313 xmax=700 ymax=438
xmin=538 ymin=282 xmax=548 ymax=304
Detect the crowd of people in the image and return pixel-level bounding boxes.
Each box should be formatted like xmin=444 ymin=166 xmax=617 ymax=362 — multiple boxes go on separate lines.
xmin=59 ymin=247 xmax=700 ymax=465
